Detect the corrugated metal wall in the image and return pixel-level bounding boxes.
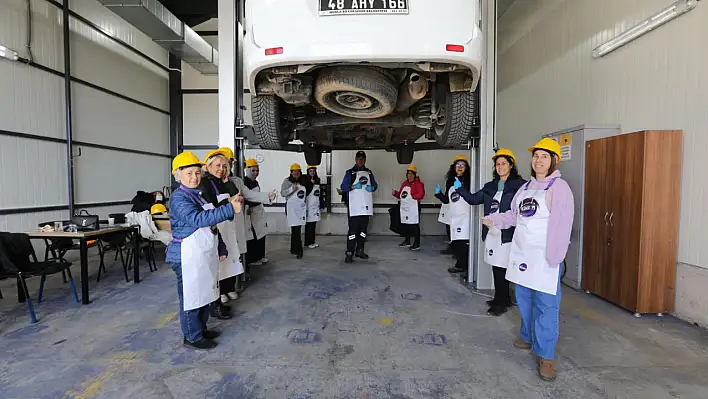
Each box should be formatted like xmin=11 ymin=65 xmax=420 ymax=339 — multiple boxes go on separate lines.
xmin=0 ymin=0 xmax=170 ymax=234
xmin=497 ymin=0 xmax=708 ymax=325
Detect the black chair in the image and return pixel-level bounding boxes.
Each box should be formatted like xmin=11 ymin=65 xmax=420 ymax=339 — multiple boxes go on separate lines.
xmin=96 ymin=234 xmax=130 ymax=283
xmin=0 ymin=232 xmax=79 ymax=324
xmin=123 ymin=231 xmax=157 ymax=273
xmin=37 ymin=221 xmax=101 ymax=283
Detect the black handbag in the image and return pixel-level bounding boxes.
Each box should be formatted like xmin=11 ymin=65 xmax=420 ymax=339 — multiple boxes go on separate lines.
xmin=71 ymin=210 xmax=99 ymax=231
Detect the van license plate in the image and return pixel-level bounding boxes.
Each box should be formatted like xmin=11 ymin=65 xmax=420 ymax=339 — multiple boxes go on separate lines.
xmin=319 ymin=0 xmax=409 ymax=16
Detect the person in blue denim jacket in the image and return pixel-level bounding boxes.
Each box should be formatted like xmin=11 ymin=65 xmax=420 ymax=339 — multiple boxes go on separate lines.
xmin=166 ymin=152 xmax=243 ymax=350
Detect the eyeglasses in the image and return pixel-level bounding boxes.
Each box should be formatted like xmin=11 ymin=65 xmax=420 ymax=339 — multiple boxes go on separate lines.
xmin=455 ymin=162 xmax=467 ymax=168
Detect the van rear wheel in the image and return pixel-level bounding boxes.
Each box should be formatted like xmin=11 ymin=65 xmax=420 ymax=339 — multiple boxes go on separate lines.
xmin=251 ymin=95 xmax=288 ymax=150
xmin=433 ymin=90 xmax=478 ymax=147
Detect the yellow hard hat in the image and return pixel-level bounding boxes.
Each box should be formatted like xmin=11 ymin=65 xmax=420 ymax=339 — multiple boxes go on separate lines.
xmin=218 ymin=147 xmax=235 ymax=160
xmin=172 ymin=152 xmax=203 ymax=174
xmin=290 ymin=163 xmax=302 ymax=171
xmin=245 ymin=158 xmax=259 ymax=168
xmin=406 ymin=165 xmax=417 ymax=173
xmin=204 ymin=149 xmax=228 ymax=164
xmin=150 ymin=204 xmax=167 ymax=215
xmin=528 ymin=138 xmax=562 ymax=161
xmin=454 ymin=155 xmax=468 ymax=164
xmin=493 ymin=148 xmax=516 ymax=164
xmin=307 ymin=165 xmax=317 ymax=170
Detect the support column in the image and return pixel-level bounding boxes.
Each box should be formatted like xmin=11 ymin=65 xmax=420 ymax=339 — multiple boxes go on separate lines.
xmin=168 ymin=53 xmax=183 ymax=159
xmin=471 ymin=0 xmax=497 ymax=290
xmin=63 ymin=0 xmax=76 ymax=216
xmin=218 ymin=0 xmax=242 ymax=176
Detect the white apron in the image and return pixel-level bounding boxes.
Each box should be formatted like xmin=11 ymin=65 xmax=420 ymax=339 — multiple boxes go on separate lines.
xmin=205 ymin=181 xmax=244 ymax=279
xmin=484 ymin=190 xmax=511 ymax=268
xmin=286 ymin=185 xmax=307 ymax=227
xmin=177 ymin=187 xmax=219 ymax=311
xmin=505 ymin=178 xmax=561 ymax=295
xmin=348 ymin=171 xmax=374 ymax=217
xmin=306 ymin=184 xmax=321 ymax=223
xmin=448 ymin=186 xmax=471 ymax=241
xmin=245 ymin=185 xmax=268 ymax=241
xmin=399 ymin=186 xmax=419 ymax=225
xmin=438 ymin=203 xmax=451 ymax=225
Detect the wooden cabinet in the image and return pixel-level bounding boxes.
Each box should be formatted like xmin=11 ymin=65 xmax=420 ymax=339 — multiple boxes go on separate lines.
xmin=581 ymin=130 xmax=682 ymax=314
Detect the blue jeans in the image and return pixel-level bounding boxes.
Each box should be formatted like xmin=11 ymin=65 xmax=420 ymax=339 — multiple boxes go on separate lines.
xmin=515 ymin=268 xmax=562 ymax=360
xmin=171 ymin=263 xmax=209 ymax=342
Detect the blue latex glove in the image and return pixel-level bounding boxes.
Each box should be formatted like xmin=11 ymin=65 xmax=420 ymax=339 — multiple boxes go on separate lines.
xmin=353 ymin=182 xmax=363 ymax=190
xmin=453 ymin=177 xmax=462 ymax=190
xmin=366 ymin=185 xmax=375 ymax=193
xmin=435 ymin=184 xmax=441 ymax=195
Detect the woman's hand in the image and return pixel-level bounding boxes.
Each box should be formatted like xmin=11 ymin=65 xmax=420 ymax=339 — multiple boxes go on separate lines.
xmin=219 ymin=255 xmax=227 ymax=262
xmin=268 ymin=190 xmax=277 ymax=202
xmin=481 ymin=216 xmax=493 ymax=228
xmin=231 ymin=196 xmax=243 ymax=214
xmin=291 ymin=182 xmax=298 ymax=190
xmin=435 ymin=184 xmax=441 ymax=195
xmin=392 ymin=189 xmax=398 ymax=197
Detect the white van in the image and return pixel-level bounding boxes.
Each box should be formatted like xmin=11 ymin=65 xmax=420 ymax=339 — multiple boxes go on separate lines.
xmin=242 ymin=0 xmax=483 ymax=165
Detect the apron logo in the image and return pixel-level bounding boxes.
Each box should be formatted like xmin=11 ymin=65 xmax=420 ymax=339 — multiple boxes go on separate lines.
xmin=313 ymin=190 xmax=320 ymax=196
xmin=359 ymin=176 xmax=369 ymax=185
xmin=488 ymin=249 xmax=493 ymax=256
xmin=297 ymin=191 xmax=305 ymax=199
xmin=519 ymin=263 xmax=528 ymax=272
xmin=456 ymin=227 xmax=461 ymax=232
xmin=519 ymin=198 xmax=539 ymax=217
xmin=450 ymin=192 xmax=460 ymax=202
xmin=401 ymin=191 xmax=408 ymax=199
xmin=490 ymin=199 xmax=500 ymax=213
xmin=365 ymin=206 xmax=369 ymax=210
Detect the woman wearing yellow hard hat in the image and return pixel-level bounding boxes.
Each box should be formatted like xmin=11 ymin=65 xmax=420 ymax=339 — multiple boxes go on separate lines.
xmin=434 ymin=155 xmax=472 ymax=276
xmin=454 ymin=148 xmax=525 ymax=316
xmin=280 ymin=163 xmax=313 ymax=259
xmin=304 ymin=165 xmax=324 ymax=249
xmin=392 ymin=165 xmax=425 ymax=250
xmin=483 ymin=137 xmax=574 ymax=381
xmin=198 ymin=149 xmax=243 ymax=319
xmin=243 ymin=158 xmax=269 ymax=267
xmin=166 ymin=151 xmax=243 ymax=350
xmin=217 ymin=148 xmax=276 ymax=287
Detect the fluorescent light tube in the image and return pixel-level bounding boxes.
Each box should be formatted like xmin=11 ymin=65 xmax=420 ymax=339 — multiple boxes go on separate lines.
xmin=592 ymin=0 xmax=698 ymax=58
xmin=0 ymin=44 xmax=20 ymax=61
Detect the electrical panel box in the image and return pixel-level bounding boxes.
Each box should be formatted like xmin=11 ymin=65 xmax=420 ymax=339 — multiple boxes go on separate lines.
xmin=543 ymin=125 xmax=621 ymax=289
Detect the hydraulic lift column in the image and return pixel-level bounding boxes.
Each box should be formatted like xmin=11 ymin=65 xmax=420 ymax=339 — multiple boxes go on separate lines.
xmin=218 ymin=0 xmax=244 ymax=177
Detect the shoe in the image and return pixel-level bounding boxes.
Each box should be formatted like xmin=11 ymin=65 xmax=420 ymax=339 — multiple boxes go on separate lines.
xmin=209 ymin=305 xmax=232 ymax=320
xmin=487 ymin=306 xmax=508 ymax=316
xmin=513 ymin=338 xmax=532 ymax=350
xmin=440 ymin=247 xmax=453 ymax=255
xmin=220 ymin=294 xmax=230 ymax=304
xmin=409 ymin=244 xmax=420 ymax=251
xmin=227 ymin=292 xmax=239 ymax=301
xmin=296 ymin=253 xmax=303 ymax=259
xmin=203 ymin=330 xmax=221 ymax=340
xmin=260 ymin=258 xmax=269 ymax=264
xmin=355 ymin=251 xmax=369 ymax=259
xmin=486 ymin=299 xmax=496 ymax=306
xmin=345 ymin=253 xmax=354 ymax=264
xmin=539 ymin=359 xmax=557 ymax=381
xmin=250 ymin=260 xmax=263 ymax=267
xmin=307 ymin=244 xmax=318 ymax=249
xmin=399 ymin=239 xmax=411 ymax=247
xmin=447 ymin=267 xmax=464 ymax=273
xmin=183 ymin=337 xmax=217 ymax=350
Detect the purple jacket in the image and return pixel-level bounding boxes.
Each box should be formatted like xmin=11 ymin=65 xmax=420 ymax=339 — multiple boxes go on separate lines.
xmin=486 ymin=170 xmax=574 ymax=268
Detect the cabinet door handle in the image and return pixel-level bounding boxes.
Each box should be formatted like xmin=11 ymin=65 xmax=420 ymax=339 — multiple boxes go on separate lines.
xmin=604 ymin=212 xmax=609 ymax=225
xmin=609 ymin=212 xmax=614 ymax=226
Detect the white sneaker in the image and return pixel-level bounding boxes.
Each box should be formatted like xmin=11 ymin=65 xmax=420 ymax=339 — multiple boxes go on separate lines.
xmin=227 ymin=291 xmax=239 ymax=301
xmin=251 ymin=260 xmax=263 ymax=266
xmin=220 ymin=294 xmax=230 ymax=304
xmin=307 ymin=244 xmax=318 ymax=249
xmin=260 ymin=258 xmax=269 ymax=264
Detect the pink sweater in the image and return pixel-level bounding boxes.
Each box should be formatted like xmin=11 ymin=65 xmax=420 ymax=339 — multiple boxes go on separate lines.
xmin=486 ymin=170 xmax=574 ymax=268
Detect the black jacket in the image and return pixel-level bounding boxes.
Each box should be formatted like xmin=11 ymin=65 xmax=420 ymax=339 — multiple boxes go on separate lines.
xmin=458 ymin=177 xmax=526 ymax=243
xmin=199 ymin=173 xmax=239 ymax=208
xmin=243 ymin=176 xmax=261 ymax=207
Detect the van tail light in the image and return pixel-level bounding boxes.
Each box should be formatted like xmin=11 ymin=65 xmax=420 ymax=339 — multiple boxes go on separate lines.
xmin=446 ymin=44 xmax=464 ymax=52
xmin=265 ymin=47 xmax=283 ymax=56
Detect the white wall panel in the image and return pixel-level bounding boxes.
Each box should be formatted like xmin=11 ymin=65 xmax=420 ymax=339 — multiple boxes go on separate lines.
xmin=73 ymin=148 xmax=170 ymax=204
xmin=182 ymin=62 xmax=218 ymax=89
xmin=497 ymin=0 xmax=708 ymax=325
xmin=70 ymin=0 xmax=169 ymax=75
xmin=0 ymin=0 xmax=65 ymax=71
xmin=183 ymin=94 xmax=218 ymax=145
xmin=0 ymin=210 xmax=68 ymax=234
xmin=71 ymin=83 xmax=169 ymax=154
xmin=0 ymin=138 xmax=68 ymax=209
xmin=71 ymin=27 xmax=168 ymax=110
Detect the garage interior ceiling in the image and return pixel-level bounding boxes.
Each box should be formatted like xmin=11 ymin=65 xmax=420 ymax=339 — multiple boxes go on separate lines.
xmin=160 ymin=0 xmax=217 ymax=27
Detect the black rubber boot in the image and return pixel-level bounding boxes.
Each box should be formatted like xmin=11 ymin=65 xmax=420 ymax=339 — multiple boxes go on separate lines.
xmin=345 ymin=253 xmax=354 ymax=264
xmin=447 ymin=267 xmax=464 ymax=273
xmin=209 ymin=303 xmax=232 ymax=320
xmin=355 ymin=250 xmax=369 ymax=259
xmin=399 ymin=239 xmax=411 ymax=247
xmin=203 ymin=330 xmax=221 ymax=340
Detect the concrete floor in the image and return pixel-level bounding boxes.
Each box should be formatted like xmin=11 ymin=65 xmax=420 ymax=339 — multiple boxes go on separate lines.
xmin=1 ymin=236 xmax=708 ymax=399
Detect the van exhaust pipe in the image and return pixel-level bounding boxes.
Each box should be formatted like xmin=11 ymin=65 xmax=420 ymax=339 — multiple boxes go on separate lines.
xmin=395 ymin=73 xmax=428 ymax=112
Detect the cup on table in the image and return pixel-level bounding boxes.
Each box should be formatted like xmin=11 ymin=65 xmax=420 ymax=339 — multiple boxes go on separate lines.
xmin=67 ymin=224 xmax=78 ymax=233
xmin=108 ymin=217 xmax=115 ymax=225
xmin=54 ymin=221 xmax=64 ymax=232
